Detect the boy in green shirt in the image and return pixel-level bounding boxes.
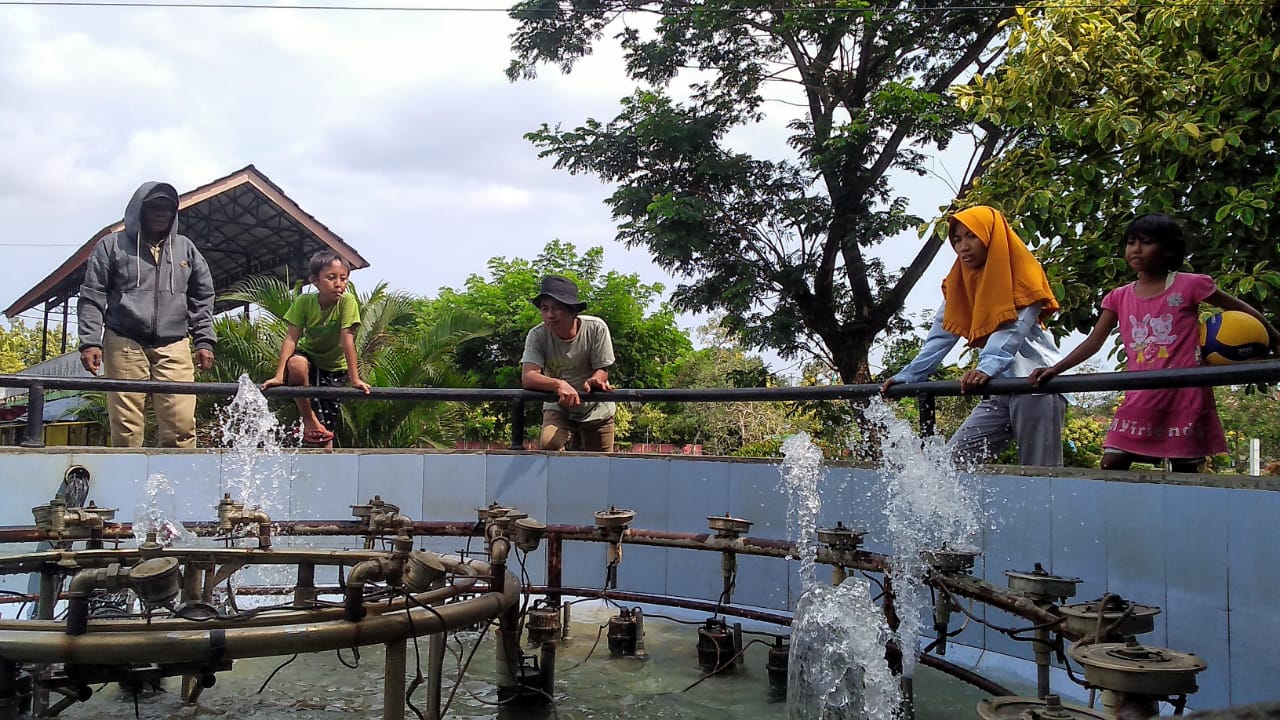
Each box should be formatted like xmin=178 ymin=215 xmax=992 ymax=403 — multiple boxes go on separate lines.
xmin=262 ymin=251 xmax=370 ymax=447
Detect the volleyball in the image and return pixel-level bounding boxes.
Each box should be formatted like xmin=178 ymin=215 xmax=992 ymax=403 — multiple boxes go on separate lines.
xmin=1199 ymin=311 xmax=1271 ymax=365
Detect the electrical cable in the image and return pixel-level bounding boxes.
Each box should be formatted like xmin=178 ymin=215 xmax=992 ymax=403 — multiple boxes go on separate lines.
xmin=400 ymin=592 xmax=427 ymax=720
xmin=439 ymin=617 xmax=495 ymax=718
xmin=255 ymin=653 xmax=298 ymax=694
xmin=336 ymin=645 xmax=360 ymax=669
xmin=561 ymin=622 xmax=608 ymax=672
xmin=677 ymin=638 xmax=772 ymax=694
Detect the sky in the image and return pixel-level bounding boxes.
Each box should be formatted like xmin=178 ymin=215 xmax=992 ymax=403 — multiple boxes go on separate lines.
xmin=0 ymin=1 xmax=982 ymax=378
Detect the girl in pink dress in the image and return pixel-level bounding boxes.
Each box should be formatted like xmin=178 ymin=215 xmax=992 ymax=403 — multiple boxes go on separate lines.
xmin=1030 ymin=214 xmax=1280 ymax=472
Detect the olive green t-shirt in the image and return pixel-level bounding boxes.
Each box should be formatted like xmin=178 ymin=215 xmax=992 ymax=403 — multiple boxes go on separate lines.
xmin=283 ymin=292 xmax=361 ymax=373
xmin=520 ymin=314 xmax=616 ymax=422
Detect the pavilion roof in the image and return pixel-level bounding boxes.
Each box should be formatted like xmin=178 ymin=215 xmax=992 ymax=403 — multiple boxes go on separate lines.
xmin=4 ymin=164 xmax=369 ymax=318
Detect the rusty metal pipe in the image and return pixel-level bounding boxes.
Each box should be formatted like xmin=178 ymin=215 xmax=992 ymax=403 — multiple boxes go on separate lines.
xmin=66 ymin=566 xmax=128 ymax=636
xmin=541 ymin=525 xmax=891 ymax=572
xmin=489 ymin=537 xmax=511 ymax=566
xmin=251 ymin=510 xmax=272 ymax=549
xmin=426 ymin=632 xmax=445 ymax=720
xmin=345 ymin=556 xmax=399 ymax=622
xmin=0 ymin=554 xmax=481 ymax=635
xmin=486 ymin=535 xmax=520 ymax=700
xmin=384 ymin=638 xmax=407 ymax=720
xmin=934 ymin=575 xmax=1075 ymax=642
xmin=0 ymin=566 xmax=519 ymax=665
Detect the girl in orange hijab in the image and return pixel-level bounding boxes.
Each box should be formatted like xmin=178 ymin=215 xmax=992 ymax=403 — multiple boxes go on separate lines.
xmin=881 ymin=206 xmax=1067 ymax=466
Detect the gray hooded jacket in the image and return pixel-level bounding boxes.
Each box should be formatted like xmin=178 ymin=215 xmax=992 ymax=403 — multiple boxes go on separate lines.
xmin=77 ymin=182 xmax=216 ymax=351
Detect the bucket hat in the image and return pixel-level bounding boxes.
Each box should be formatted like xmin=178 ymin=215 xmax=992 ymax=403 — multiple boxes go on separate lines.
xmin=530 ymin=275 xmax=587 ymax=312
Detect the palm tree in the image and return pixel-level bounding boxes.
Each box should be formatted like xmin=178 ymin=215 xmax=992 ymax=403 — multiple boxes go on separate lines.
xmin=210 ymin=276 xmax=490 ymax=448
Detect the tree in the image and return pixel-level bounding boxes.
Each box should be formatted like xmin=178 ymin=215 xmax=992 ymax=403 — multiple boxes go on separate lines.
xmin=0 ymin=319 xmax=65 ymax=373
xmin=419 ymin=240 xmax=693 ymax=442
xmin=660 ymin=348 xmax=801 ymax=457
xmin=624 ymin=320 xmax=827 ymax=457
xmin=956 ymin=2 xmax=1280 ymax=333
xmin=508 ymin=0 xmax=1016 ymax=382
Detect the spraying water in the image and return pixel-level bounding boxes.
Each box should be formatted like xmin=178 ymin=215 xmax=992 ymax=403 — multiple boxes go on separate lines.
xmin=780 ymin=433 xmax=824 ymax=587
xmin=133 ymin=471 xmax=189 ymax=547
xmin=862 ymin=397 xmax=981 ymax=678
xmin=781 ymin=432 xmax=903 ymax=720
xmin=215 ymin=375 xmax=297 ymax=586
xmin=217 ymin=374 xmax=293 ymax=525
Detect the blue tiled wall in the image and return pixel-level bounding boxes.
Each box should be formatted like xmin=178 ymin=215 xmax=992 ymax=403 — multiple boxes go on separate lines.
xmin=0 ymin=449 xmax=1266 ymax=708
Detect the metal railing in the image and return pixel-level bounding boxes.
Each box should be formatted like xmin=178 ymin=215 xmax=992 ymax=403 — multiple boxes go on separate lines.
xmin=3 ymin=359 xmax=1280 ymax=449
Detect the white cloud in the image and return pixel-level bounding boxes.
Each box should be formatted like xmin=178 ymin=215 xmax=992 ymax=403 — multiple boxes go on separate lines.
xmin=0 ymin=3 xmax=981 ymax=370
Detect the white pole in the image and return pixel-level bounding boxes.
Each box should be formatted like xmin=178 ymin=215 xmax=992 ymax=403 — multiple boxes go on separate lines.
xmin=1249 ymin=438 xmax=1261 ymax=476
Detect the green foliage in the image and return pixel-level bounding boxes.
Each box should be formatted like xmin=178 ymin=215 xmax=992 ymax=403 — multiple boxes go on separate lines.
xmin=509 ymin=0 xmax=1017 ymax=381
xmin=1215 ymin=385 xmax=1280 ymax=467
xmin=418 ymin=240 xmax=692 ymax=442
xmin=641 ymin=323 xmax=831 ymax=457
xmin=733 ymin=438 xmax=784 ymax=459
xmin=1063 ymin=413 xmax=1107 ymax=468
xmin=658 ymin=345 xmax=799 ymax=456
xmin=957 ymin=1 xmax=1280 ymax=334
xmin=0 ymin=319 xmax=66 ymax=373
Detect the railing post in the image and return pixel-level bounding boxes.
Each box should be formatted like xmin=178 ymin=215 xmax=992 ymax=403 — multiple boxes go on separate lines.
xmin=918 ymin=394 xmax=936 ymax=437
xmin=20 ymin=384 xmax=45 ymax=448
xmin=508 ymin=398 xmax=526 ymax=450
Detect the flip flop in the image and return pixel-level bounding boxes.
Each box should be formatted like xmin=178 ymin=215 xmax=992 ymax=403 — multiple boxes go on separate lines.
xmin=303 ymin=428 xmax=334 ymax=444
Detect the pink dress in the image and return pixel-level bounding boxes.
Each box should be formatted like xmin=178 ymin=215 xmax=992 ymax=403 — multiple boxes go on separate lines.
xmin=1101 ymin=272 xmax=1227 ymax=459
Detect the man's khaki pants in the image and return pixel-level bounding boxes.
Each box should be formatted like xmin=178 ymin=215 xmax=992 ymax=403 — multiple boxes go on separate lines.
xmin=103 ymin=329 xmax=197 ymax=448
xmin=540 ymin=409 xmax=615 ymax=452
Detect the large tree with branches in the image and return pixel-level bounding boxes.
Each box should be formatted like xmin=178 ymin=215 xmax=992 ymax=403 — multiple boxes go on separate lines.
xmin=508 ymin=0 xmax=1014 ymax=382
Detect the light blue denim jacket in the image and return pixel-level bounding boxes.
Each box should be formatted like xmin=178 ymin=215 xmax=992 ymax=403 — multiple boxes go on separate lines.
xmin=892 ymin=301 xmax=1064 ymax=385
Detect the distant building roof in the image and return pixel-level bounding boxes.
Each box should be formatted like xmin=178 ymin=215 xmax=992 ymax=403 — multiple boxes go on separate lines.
xmin=4 ymin=164 xmax=370 ymax=319
xmin=0 ymin=351 xmax=96 ymax=401
xmin=0 ymin=395 xmax=91 ymax=425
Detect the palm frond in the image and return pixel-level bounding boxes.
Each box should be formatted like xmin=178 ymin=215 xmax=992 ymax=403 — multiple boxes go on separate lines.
xmin=217 ymin=275 xmax=299 ymax=320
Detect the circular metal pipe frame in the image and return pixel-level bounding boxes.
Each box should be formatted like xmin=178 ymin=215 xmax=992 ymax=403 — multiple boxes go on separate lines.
xmin=0 ymin=547 xmax=519 ymax=665
xmin=0 ymin=521 xmax=1073 ymax=681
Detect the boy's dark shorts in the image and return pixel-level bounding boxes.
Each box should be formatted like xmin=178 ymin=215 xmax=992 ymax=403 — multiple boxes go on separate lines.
xmin=295 ymin=353 xmax=345 ymax=434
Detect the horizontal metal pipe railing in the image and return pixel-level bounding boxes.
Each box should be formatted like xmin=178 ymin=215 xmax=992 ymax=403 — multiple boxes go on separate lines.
xmin=6 ymin=359 xmax=1280 ymax=449
xmin=4 ymin=359 xmax=1280 ymax=400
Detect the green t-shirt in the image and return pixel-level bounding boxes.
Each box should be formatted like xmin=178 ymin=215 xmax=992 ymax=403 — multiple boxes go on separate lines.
xmin=520 ymin=314 xmax=616 ymax=422
xmin=283 ymin=292 xmax=361 ymax=373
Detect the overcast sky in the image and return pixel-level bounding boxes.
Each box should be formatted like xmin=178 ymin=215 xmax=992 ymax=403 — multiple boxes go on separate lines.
xmin=1 ymin=2 xmax=979 ymax=376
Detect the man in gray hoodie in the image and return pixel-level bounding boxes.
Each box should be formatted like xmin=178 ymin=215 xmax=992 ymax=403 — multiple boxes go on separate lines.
xmin=77 ymin=181 xmax=216 ymax=448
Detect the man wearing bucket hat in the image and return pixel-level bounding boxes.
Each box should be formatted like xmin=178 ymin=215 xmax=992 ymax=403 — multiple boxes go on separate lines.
xmin=520 ymin=275 xmax=617 ymax=452
xmin=77 ymin=181 xmax=216 ymax=448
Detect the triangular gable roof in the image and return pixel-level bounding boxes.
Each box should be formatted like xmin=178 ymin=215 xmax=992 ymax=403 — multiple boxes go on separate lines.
xmin=4 ymin=164 xmax=370 ymax=318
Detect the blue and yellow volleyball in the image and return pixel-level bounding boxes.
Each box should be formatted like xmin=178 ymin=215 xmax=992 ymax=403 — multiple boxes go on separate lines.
xmin=1199 ymin=310 xmax=1270 ymax=365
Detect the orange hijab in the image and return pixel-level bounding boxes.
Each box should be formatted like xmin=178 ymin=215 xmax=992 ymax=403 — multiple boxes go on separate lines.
xmin=941 ymin=206 xmax=1059 ymax=345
